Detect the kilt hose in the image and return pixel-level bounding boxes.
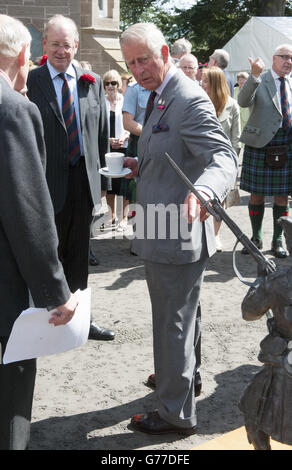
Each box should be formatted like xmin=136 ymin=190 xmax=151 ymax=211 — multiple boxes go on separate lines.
xmin=240 ymin=127 xmax=292 ymax=195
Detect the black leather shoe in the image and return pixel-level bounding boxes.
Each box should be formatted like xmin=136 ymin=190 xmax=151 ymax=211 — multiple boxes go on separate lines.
xmin=130 ymin=410 xmax=197 ymax=436
xmin=271 ymin=240 xmax=287 ymax=258
xmin=146 ymin=373 xmax=202 ymax=397
xmin=89 ymin=250 xmax=99 ymax=266
xmin=88 ymin=323 xmax=115 ymax=341
xmin=241 ymin=237 xmax=263 ymax=255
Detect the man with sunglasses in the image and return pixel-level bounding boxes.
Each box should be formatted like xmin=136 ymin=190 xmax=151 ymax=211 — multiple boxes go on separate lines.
xmin=239 ymin=44 xmax=292 ymax=259
xmin=27 ymin=15 xmax=114 ymax=341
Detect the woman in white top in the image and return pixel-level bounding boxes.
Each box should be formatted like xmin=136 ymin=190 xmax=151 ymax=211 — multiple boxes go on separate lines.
xmin=103 ymin=70 xmax=129 ymax=230
xmin=202 ymin=66 xmax=241 ymax=250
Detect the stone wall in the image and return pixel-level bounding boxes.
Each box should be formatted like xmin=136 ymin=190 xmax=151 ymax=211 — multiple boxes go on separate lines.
xmin=0 ymin=0 xmax=126 ymax=75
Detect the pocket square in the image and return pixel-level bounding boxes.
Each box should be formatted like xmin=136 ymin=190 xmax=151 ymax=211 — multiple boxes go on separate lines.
xmin=152 ymin=123 xmax=169 ymax=134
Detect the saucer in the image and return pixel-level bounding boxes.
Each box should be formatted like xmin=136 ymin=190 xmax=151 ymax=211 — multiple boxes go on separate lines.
xmin=99 ymin=167 xmax=131 ymax=178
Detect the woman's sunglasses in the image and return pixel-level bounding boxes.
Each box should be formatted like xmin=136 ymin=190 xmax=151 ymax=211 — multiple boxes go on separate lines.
xmin=104 ymin=81 xmax=118 ymax=86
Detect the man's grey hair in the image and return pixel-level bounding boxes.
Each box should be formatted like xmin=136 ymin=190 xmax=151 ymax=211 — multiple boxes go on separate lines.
xmin=120 ymin=22 xmax=168 ymax=60
xmin=171 ymin=38 xmax=192 ymax=58
xmin=0 ymin=14 xmax=31 ymax=58
xmin=274 ymin=44 xmax=292 ymax=55
xmin=211 ymin=49 xmax=230 ymax=69
xmin=44 ymin=14 xmax=79 ymax=42
xmin=179 ymin=53 xmax=198 ymax=69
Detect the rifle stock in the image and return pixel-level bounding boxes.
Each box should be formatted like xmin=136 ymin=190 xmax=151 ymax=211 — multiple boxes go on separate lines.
xmin=164 ymin=152 xmax=276 ymax=276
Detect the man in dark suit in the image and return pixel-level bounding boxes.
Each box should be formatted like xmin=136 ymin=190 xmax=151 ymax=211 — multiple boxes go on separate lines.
xmin=121 ymin=23 xmax=237 ymax=435
xmin=27 ymin=15 xmax=114 ymax=341
xmin=0 ymin=14 xmax=78 ymax=449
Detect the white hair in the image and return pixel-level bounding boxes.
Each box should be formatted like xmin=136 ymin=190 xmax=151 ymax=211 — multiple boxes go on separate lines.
xmin=211 ymin=49 xmax=230 ymax=69
xmin=120 ymin=22 xmax=168 ymax=59
xmin=171 ymin=38 xmax=192 ymax=58
xmin=179 ymin=53 xmax=198 ymax=68
xmin=44 ymin=14 xmax=79 ymax=42
xmin=274 ymin=44 xmax=292 ymax=55
xmin=0 ymin=14 xmax=31 ymax=58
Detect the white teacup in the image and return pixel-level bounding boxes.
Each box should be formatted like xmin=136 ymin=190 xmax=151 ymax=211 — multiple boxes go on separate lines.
xmin=105 ymin=152 xmax=125 ymax=174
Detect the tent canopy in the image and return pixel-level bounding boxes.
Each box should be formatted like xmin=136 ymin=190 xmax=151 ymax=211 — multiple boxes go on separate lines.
xmin=223 ymin=17 xmax=292 ymax=81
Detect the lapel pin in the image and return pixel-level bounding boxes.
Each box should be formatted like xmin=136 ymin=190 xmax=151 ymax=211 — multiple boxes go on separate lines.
xmin=157 ymin=99 xmax=165 ymax=109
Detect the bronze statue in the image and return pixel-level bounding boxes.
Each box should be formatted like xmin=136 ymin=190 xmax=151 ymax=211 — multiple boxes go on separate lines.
xmin=164 ymin=154 xmax=292 ymax=450
xmin=238 ymin=216 xmax=292 ymax=450
xmin=239 ymin=265 xmax=292 ymax=450
xmin=280 ymin=215 xmax=292 ymax=255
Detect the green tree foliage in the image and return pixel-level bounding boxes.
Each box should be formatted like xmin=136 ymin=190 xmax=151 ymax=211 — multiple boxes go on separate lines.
xmin=168 ymin=0 xmax=292 ymax=62
xmin=120 ymin=0 xmax=158 ymax=29
xmin=120 ymin=0 xmax=292 ymax=62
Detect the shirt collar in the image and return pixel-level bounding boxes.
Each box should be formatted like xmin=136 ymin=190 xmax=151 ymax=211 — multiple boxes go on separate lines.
xmin=0 ymin=69 xmax=13 ymax=87
xmin=155 ymin=63 xmax=178 ymax=97
xmin=47 ymin=60 xmax=76 ymax=80
xmin=271 ymin=67 xmax=290 ymax=81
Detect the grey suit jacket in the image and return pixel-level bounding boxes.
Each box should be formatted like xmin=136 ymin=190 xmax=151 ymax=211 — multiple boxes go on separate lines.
xmin=131 ymin=70 xmax=238 ymax=264
xmin=0 ymin=77 xmax=70 ymax=336
xmin=27 ymin=64 xmax=109 ymax=214
xmin=238 ymin=70 xmax=292 ymax=148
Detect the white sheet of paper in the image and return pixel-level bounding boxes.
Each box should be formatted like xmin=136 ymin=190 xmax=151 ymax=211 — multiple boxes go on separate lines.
xmin=3 ymin=288 xmax=91 ymax=364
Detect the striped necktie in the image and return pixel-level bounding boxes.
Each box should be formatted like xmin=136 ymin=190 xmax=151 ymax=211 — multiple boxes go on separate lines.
xmin=279 ymin=76 xmax=292 ymax=129
xmin=144 ymin=91 xmax=157 ymax=124
xmin=59 ymin=73 xmax=81 ymax=165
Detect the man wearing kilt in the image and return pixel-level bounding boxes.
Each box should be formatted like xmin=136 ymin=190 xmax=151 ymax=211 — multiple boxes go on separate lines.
xmin=239 ymin=45 xmax=292 ymax=258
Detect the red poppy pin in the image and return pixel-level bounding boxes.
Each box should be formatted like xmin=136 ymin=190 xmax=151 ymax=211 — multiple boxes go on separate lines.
xmin=39 ymin=54 xmax=48 ymax=65
xmin=80 ymin=73 xmax=96 ymax=85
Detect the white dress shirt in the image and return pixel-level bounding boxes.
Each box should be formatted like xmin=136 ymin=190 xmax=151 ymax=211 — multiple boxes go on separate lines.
xmin=47 ymin=60 xmax=84 ymax=155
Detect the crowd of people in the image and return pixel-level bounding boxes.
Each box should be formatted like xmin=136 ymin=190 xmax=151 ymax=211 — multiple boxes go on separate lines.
xmin=0 ymin=11 xmax=291 ymax=450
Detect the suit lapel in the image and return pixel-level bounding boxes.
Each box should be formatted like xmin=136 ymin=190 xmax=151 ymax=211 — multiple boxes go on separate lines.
xmin=76 ymin=67 xmax=86 ymax=132
xmin=147 ymin=73 xmax=181 ymax=127
xmin=138 ymin=73 xmax=179 ymax=173
xmin=36 ymin=65 xmax=65 ymax=130
xmin=264 ymin=70 xmax=281 ymax=115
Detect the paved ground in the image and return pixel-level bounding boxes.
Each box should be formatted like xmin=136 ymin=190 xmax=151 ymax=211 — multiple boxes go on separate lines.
xmin=29 ymin=189 xmax=292 ymax=451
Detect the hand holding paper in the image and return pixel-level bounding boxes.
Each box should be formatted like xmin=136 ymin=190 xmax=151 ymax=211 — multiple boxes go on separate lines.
xmin=49 ymin=292 xmax=79 ymax=326
xmin=3 ymin=288 xmax=91 ymax=364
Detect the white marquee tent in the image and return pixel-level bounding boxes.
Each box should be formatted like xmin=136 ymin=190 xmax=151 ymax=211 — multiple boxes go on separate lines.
xmin=223 ymin=16 xmax=292 ymax=81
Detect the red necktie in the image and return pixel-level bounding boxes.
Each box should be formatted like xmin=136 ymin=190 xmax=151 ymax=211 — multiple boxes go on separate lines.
xmin=59 ymin=73 xmax=81 ymax=165
xmin=279 ymin=77 xmax=292 ymax=129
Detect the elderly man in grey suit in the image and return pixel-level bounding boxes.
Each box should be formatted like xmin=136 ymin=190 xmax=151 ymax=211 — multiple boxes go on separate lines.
xmin=27 ymin=15 xmax=114 ymax=341
xmin=239 ymin=45 xmax=292 ymax=259
xmin=0 ymin=14 xmax=78 ymax=450
xmin=121 ymin=23 xmax=237 ymax=435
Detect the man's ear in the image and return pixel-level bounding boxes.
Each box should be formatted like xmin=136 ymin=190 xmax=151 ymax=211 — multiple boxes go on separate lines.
xmin=17 ymin=45 xmax=26 ymax=67
xmin=73 ymin=41 xmax=79 ymax=57
xmin=161 ymin=44 xmax=169 ymax=64
xmin=18 ymin=44 xmax=28 ymax=67
xmin=42 ymin=37 xmax=47 ymax=54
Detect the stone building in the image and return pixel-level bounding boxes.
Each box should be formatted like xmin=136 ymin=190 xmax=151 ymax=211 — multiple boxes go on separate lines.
xmin=0 ymin=0 xmax=127 ymax=76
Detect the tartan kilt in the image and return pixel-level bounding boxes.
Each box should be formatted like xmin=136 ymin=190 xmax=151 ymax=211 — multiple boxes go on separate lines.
xmin=240 ymin=127 xmax=292 ymax=195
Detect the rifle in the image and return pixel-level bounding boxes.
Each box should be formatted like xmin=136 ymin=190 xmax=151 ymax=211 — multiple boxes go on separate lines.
xmin=164 ymin=152 xmax=277 ymax=285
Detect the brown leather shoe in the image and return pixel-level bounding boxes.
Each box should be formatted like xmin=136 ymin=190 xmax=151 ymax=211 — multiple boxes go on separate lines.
xmin=146 ymin=373 xmax=202 ymax=397
xmin=131 ymin=410 xmax=197 ymax=436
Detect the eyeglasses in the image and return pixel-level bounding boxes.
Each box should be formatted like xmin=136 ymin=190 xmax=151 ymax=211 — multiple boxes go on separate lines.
xmin=181 ymin=66 xmax=195 ymax=71
xmin=275 ymin=54 xmax=292 ymax=62
xmin=104 ymin=81 xmax=118 ymax=86
xmin=48 ymin=42 xmax=74 ymax=52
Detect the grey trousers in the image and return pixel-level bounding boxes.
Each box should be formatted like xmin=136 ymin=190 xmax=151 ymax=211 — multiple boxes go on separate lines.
xmin=144 ymin=256 xmax=207 ymax=428
xmin=0 ymin=337 xmax=36 ymax=450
